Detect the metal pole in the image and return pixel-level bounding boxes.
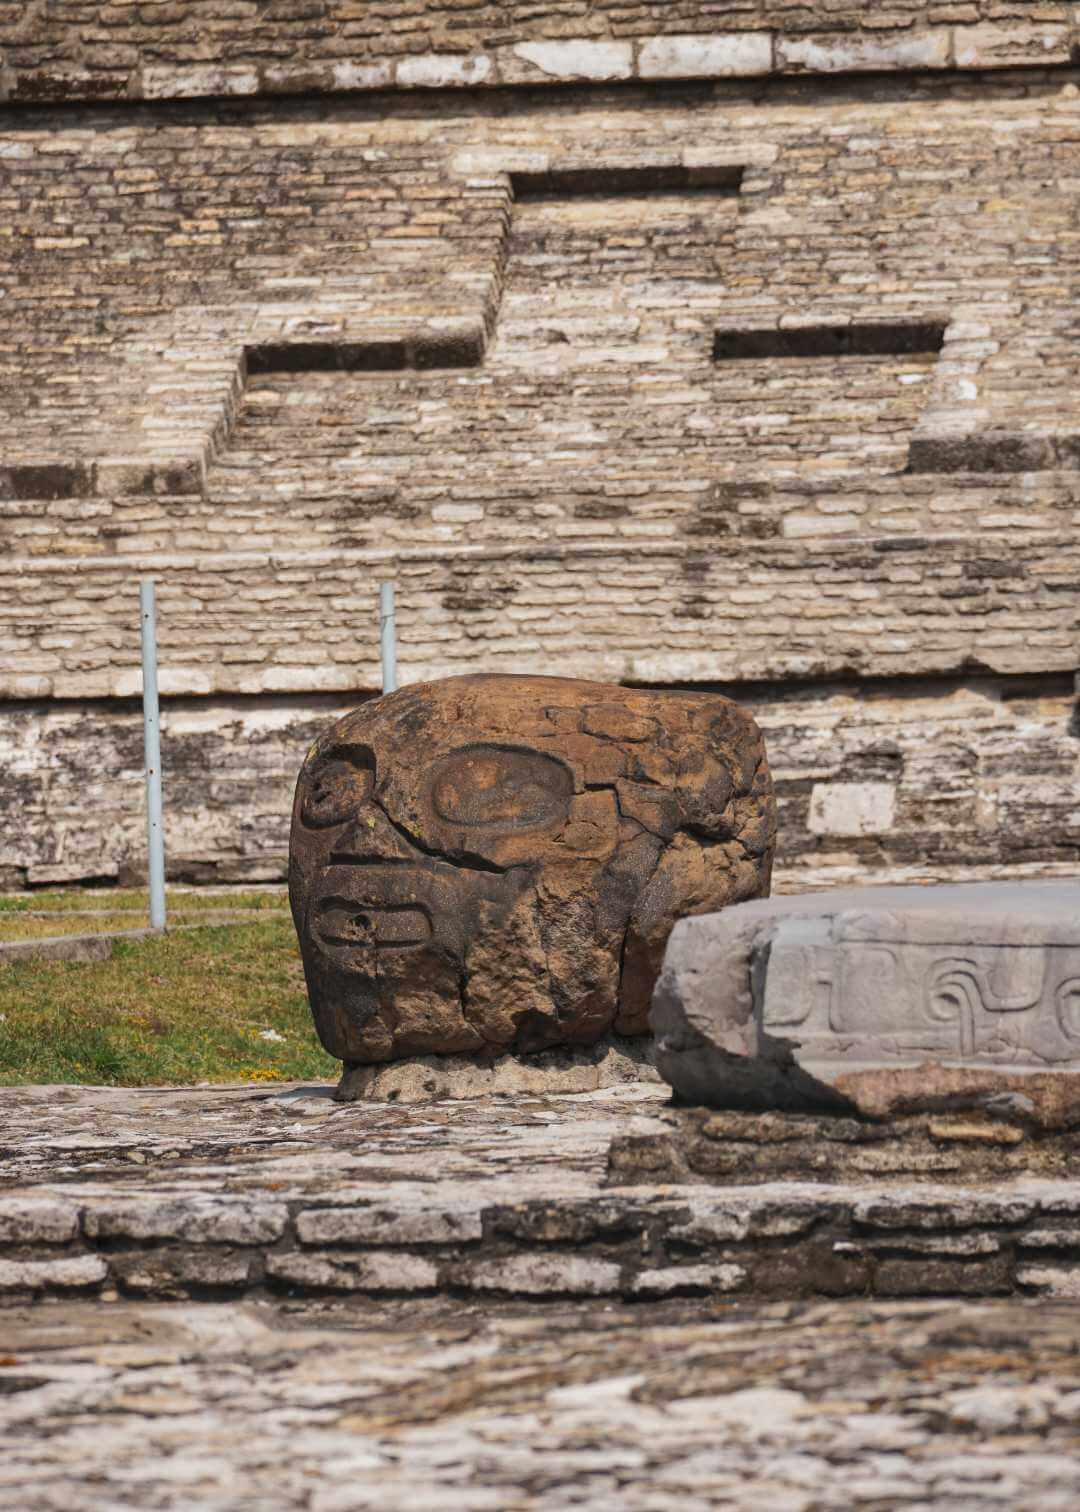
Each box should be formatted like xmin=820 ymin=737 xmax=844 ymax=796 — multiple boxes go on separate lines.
xmin=380 ymin=581 xmax=398 ymax=694
xmin=139 ymin=578 xmax=167 ymax=931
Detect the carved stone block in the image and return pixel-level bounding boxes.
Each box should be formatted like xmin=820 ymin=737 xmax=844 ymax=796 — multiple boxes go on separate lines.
xmin=653 ymin=883 xmax=1080 ymax=1124
xmin=289 ymin=674 xmax=774 ymax=1082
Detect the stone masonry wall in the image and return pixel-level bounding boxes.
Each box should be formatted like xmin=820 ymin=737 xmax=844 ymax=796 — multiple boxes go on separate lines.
xmin=0 ymin=4 xmax=1076 ymax=104
xmin=4 ymin=675 xmax=1076 ymax=889
xmin=1 ymin=26 xmax=1078 ymax=889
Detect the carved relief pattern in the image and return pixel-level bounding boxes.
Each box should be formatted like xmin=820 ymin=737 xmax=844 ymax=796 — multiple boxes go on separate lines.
xmin=763 ymin=932 xmax=1080 ymax=1069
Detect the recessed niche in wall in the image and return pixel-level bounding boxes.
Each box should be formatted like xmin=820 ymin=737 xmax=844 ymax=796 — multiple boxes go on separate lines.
xmin=245 ymin=330 xmax=485 ymax=376
xmin=511 ymin=163 xmax=744 ymax=202
xmin=713 ymin=322 xmax=947 ymax=362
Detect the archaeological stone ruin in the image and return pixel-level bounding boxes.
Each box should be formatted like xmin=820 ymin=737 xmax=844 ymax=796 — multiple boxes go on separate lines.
xmin=655 ymin=881 xmax=1080 ymax=1122
xmin=289 ymin=674 xmax=774 ymax=1085
xmin=5 ymin=11 xmax=1080 ymax=1502
xmin=1 ymin=3 xmax=1078 ymax=894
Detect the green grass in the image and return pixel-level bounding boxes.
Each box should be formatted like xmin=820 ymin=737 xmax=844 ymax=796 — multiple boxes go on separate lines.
xmin=0 ymin=914 xmax=337 ymax=1087
xmin=0 ymin=887 xmax=291 ymax=943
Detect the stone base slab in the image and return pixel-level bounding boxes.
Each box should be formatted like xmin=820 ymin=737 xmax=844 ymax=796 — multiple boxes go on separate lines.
xmin=335 ymin=1033 xmax=660 ymax=1102
xmin=6 ymin=1083 xmax=1080 ymax=1304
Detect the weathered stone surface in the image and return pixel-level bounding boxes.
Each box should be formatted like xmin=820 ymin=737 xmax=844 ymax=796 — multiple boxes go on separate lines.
xmin=290 ymin=674 xmax=774 ymax=1070
xmin=0 ymin=7 xmax=1074 ymax=102
xmin=7 ymin=1083 xmax=1080 ymax=1304
xmin=653 ymin=883 xmax=1080 ymax=1122
xmin=6 ymin=1294 xmax=1080 ymax=1507
xmin=609 ymin=1105 xmax=1080 ymax=1186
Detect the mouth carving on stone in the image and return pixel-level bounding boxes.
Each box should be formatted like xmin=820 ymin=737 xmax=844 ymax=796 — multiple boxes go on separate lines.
xmin=311 ymin=865 xmax=439 ymax=959
xmin=316 ymin=896 xmax=433 ymax=950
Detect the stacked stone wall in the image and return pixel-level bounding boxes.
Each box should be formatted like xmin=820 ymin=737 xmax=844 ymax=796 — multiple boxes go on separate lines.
xmin=0 ymin=27 xmax=1077 ymax=888
xmin=0 ymin=3 xmax=1076 ymax=102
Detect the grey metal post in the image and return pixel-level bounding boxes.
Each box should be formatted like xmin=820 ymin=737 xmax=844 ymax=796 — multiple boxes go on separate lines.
xmin=139 ymin=578 xmax=167 ymax=931
xmin=380 ymin=581 xmax=398 ymax=694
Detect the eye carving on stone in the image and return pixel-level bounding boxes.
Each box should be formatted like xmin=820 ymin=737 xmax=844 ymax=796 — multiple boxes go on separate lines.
xmin=301 ymin=744 xmax=376 ymax=829
xmin=431 ymin=744 xmax=573 ymax=831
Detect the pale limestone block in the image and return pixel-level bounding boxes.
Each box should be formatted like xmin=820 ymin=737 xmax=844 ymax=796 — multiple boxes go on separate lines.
xmin=1018 ymin=1265 xmax=1080 ymax=1297
xmin=0 ymin=674 xmax=53 ymax=699
xmin=451 ymin=148 xmax=550 ymax=177
xmin=141 ymin=65 xmax=259 ymax=99
xmin=257 ymin=666 xmax=355 ymax=693
xmin=330 ymin=60 xmax=394 ymax=91
xmin=84 ymin=1198 xmax=287 ymax=1244
xmin=783 ymin=514 xmax=862 ymax=538
xmin=158 ymin=668 xmax=214 ymax=697
xmin=684 ymin=142 xmax=779 ymax=168
xmin=0 ymin=1255 xmax=107 ymax=1292
xmin=808 ymin=782 xmax=897 ymax=837
xmin=396 ymin=54 xmax=493 ymax=89
xmin=297 ymin=1205 xmax=483 ymax=1246
xmin=510 ymin=40 xmax=633 ymax=83
xmin=627 ymin=1263 xmax=746 ymax=1296
xmin=1017 ymin=1230 xmax=1080 ymax=1252
xmin=265 ymin=1250 xmax=438 ymax=1292
xmin=460 ymin=1253 xmax=622 ymax=1296
xmin=944 ymin=1385 xmax=1060 ymax=1431
xmin=954 ymin=24 xmax=1072 ymax=70
xmin=0 ymin=1197 xmax=80 ymax=1244
xmin=638 ymin=33 xmax=772 ymax=80
xmin=777 ymin=30 xmax=951 ymax=74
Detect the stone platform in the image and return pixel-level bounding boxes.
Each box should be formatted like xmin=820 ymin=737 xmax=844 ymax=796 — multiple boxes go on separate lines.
xmin=5 ymin=1294 xmax=1080 ymax=1510
xmin=5 ymin=1082 xmax=1080 ymax=1305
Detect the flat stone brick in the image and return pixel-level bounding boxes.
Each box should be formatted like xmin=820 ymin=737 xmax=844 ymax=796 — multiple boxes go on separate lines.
xmin=954 ymin=24 xmax=1073 ymax=69
xmin=0 ymin=1198 xmax=80 ymax=1245
xmin=296 ymin=1205 xmax=483 ymax=1246
xmin=84 ymin=1199 xmax=288 ymax=1245
xmin=508 ymin=40 xmax=633 ymax=83
xmin=0 ymin=1255 xmax=107 ymax=1293
xmin=1017 ymin=1265 xmax=1080 ymax=1298
xmin=777 ymin=30 xmax=952 ymax=74
xmin=457 ymin=1254 xmax=622 ymax=1297
xmin=853 ymin=1194 xmax=1036 ymax=1231
xmin=265 ymin=1250 xmax=439 ymax=1292
xmin=112 ymin=1250 xmax=254 ymax=1295
xmin=638 ymin=34 xmax=772 ymax=80
xmin=396 ymin=54 xmax=493 ymax=89
xmin=628 ymin=1263 xmax=746 ymax=1297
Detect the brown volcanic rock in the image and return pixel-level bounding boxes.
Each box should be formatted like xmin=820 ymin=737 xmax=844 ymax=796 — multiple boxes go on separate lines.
xmin=289 ymin=674 xmax=774 ymax=1073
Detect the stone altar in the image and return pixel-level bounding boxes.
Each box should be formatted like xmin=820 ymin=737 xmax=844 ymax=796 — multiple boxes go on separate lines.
xmin=653 ymin=882 xmax=1080 ymax=1124
xmin=289 ymin=674 xmax=774 ymax=1089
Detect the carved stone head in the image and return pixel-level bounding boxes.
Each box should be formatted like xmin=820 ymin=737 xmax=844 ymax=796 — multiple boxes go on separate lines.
xmin=289 ymin=674 xmax=774 ymax=1067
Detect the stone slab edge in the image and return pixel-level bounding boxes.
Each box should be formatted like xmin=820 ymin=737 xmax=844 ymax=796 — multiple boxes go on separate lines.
xmin=0 ymin=24 xmax=1075 ymax=106
xmin=5 ymin=1180 xmax=1080 ymax=1303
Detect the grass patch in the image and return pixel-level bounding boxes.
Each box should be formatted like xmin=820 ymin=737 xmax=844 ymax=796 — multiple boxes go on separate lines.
xmin=0 ymin=887 xmax=290 ymax=943
xmin=0 ymin=915 xmax=337 ymax=1087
